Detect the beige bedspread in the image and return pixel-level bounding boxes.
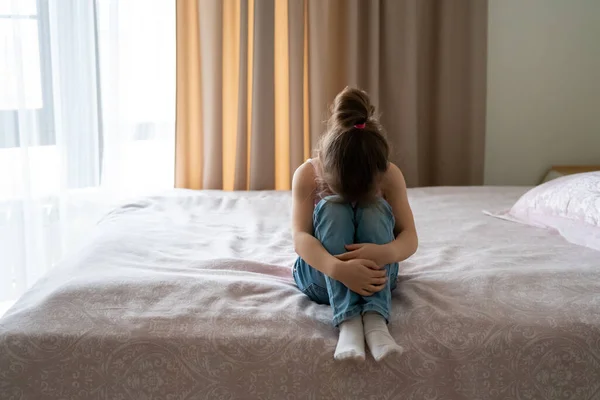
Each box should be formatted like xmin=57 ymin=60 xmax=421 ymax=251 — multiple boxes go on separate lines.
xmin=1 ymin=187 xmax=599 ymax=399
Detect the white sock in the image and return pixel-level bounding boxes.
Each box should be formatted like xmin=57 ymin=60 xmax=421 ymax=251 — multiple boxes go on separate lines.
xmin=334 ymin=316 xmax=365 ymax=361
xmin=363 ymin=312 xmax=404 ymax=361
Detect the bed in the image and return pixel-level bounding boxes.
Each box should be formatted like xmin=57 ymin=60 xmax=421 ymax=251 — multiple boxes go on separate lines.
xmin=1 ymin=187 xmax=599 ymax=399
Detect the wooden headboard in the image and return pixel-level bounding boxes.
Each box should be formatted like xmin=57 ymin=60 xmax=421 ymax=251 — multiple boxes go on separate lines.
xmin=550 ymin=165 xmax=600 ymax=175
xmin=541 ymin=165 xmax=600 ymax=183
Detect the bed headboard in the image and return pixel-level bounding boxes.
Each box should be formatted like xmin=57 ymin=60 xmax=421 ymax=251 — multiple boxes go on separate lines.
xmin=542 ymin=165 xmax=600 ymax=183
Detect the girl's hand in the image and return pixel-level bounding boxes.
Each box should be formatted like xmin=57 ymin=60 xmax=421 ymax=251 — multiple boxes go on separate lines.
xmin=336 ymin=243 xmax=390 ymax=267
xmin=332 ymin=259 xmax=387 ymax=296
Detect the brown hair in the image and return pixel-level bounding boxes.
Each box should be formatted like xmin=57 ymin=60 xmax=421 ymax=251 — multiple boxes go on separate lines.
xmin=316 ymin=87 xmax=389 ymax=204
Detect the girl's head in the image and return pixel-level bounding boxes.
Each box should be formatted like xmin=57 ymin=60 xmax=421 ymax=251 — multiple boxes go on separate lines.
xmin=317 ymin=87 xmax=389 ymax=203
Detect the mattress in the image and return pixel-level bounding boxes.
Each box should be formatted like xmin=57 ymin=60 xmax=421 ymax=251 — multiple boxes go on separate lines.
xmin=1 ymin=187 xmax=599 ymax=399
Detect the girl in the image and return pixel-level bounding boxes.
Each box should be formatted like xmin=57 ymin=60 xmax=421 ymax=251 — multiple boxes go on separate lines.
xmin=292 ymin=87 xmax=418 ymax=361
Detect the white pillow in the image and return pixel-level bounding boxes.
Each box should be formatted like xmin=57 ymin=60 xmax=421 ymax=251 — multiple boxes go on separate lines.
xmin=493 ymin=172 xmax=600 ymax=251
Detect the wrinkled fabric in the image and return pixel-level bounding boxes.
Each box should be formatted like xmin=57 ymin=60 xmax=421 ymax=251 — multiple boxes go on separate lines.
xmin=1 ymin=188 xmax=600 ymax=400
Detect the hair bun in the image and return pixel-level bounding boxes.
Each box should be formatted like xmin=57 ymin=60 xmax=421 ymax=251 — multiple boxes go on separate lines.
xmin=318 ymin=87 xmax=389 ymax=204
xmin=329 ymin=87 xmax=375 ymax=131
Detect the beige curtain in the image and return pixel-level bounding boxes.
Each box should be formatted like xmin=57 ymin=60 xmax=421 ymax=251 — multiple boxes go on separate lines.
xmin=176 ymin=0 xmax=487 ymax=190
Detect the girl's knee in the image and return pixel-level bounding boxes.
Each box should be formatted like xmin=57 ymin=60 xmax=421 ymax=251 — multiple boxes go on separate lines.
xmin=356 ymin=199 xmax=395 ymax=244
xmin=314 ymin=197 xmax=353 ymax=224
xmin=313 ymin=198 xmax=355 ymax=251
xmin=360 ymin=199 xmax=394 ymax=225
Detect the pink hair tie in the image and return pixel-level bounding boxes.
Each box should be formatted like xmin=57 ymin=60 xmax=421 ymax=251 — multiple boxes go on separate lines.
xmin=354 ymin=123 xmax=366 ymax=129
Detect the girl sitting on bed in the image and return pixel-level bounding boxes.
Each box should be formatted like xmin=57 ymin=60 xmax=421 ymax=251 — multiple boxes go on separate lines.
xmin=291 ymin=87 xmax=418 ymax=361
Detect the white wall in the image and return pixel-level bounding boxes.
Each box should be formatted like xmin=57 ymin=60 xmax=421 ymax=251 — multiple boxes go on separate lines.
xmin=485 ymin=0 xmax=600 ymax=185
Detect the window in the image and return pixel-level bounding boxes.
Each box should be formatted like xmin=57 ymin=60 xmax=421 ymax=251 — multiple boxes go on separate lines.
xmin=0 ymin=0 xmax=175 ymax=307
xmin=0 ymin=0 xmax=55 ymax=148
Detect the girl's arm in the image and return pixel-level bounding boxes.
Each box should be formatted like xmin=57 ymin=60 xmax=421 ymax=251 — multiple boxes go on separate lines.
xmin=291 ymin=162 xmax=340 ymax=277
xmin=381 ymin=163 xmax=418 ymax=263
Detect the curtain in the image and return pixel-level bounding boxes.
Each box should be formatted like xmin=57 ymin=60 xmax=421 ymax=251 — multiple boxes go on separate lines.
xmin=0 ymin=0 xmax=176 ymax=310
xmin=176 ymin=0 xmax=305 ymax=191
xmin=175 ymin=0 xmax=487 ymax=190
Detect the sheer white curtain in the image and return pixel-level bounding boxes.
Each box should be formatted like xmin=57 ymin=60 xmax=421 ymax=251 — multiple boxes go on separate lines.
xmin=0 ymin=0 xmax=175 ymax=313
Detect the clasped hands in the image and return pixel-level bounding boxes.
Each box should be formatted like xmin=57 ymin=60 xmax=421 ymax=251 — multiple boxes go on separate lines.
xmin=331 ymin=243 xmax=390 ymax=296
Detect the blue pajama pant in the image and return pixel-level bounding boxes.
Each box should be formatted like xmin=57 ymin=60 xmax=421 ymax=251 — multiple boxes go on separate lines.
xmin=293 ymin=196 xmax=399 ymax=326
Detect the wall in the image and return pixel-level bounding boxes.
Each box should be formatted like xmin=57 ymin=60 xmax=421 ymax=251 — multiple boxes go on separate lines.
xmin=485 ymin=0 xmax=600 ymax=185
